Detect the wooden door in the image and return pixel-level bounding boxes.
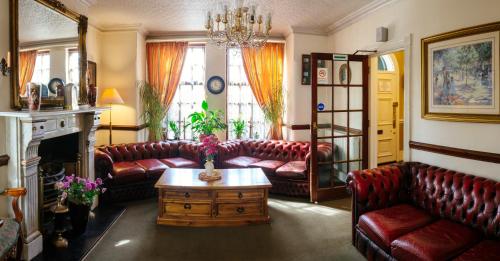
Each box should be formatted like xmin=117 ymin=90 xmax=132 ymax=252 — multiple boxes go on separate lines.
xmin=374 ymin=55 xmax=400 ymax=164
xmin=310 ymin=53 xmax=369 ymax=202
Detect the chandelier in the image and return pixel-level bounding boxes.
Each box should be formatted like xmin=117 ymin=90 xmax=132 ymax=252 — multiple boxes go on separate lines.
xmin=205 ymin=3 xmax=272 ymax=48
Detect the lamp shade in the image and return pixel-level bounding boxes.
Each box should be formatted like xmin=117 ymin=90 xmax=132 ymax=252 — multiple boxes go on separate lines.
xmin=100 ymin=88 xmax=124 ymax=105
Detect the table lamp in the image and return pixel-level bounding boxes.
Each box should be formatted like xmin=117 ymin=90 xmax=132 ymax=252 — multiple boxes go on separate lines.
xmin=100 ymin=88 xmax=124 ymax=144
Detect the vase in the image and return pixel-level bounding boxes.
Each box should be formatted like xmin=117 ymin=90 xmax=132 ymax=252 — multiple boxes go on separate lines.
xmin=68 ymin=201 xmax=91 ymax=236
xmin=204 ymin=160 xmax=215 ymax=176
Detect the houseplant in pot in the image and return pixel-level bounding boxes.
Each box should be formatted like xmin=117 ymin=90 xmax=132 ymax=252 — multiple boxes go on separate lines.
xmin=139 ymin=81 xmax=168 ymax=141
xmin=231 ymin=119 xmax=246 ymax=139
xmin=55 ymin=175 xmax=108 ymax=235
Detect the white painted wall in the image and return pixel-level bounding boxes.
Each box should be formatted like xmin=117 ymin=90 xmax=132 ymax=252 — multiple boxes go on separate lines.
xmin=328 ymin=0 xmax=500 ymax=180
xmin=205 ymin=44 xmax=227 ymax=141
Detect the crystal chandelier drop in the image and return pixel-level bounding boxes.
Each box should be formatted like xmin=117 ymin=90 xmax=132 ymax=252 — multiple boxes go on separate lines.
xmin=205 ymin=2 xmax=272 ymax=48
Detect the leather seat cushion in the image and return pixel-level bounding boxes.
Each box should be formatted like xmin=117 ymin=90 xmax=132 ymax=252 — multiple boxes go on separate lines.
xmin=224 ymin=156 xmax=261 ymax=168
xmin=248 ymin=160 xmax=286 ymax=175
xmin=391 ymin=219 xmax=482 ymax=261
xmin=111 ymin=162 xmax=147 ymax=184
xmin=160 ymin=157 xmax=200 ymax=168
xmin=275 ymin=161 xmax=307 ymax=179
xmin=0 ymin=218 xmax=20 ymax=257
xmin=135 ymin=159 xmax=168 ymax=179
xmin=453 ymin=240 xmax=500 ymax=261
xmin=358 ymin=204 xmax=434 ymax=252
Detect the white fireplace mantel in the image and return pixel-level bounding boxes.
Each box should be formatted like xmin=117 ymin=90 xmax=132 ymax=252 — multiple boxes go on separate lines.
xmin=0 ymin=107 xmax=108 ymax=260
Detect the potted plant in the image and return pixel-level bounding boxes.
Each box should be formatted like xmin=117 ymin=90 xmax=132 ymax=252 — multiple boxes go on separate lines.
xmin=55 ymin=174 xmax=109 ymax=235
xmin=168 ymin=120 xmax=181 ymax=140
xmin=139 ymin=81 xmax=168 ymax=141
xmin=187 ymin=100 xmax=227 ymax=140
xmin=231 ymin=119 xmax=246 ymax=139
xmin=200 ymin=134 xmax=219 ymax=176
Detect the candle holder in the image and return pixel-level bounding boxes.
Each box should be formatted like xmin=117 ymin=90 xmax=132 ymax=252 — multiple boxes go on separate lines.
xmin=0 ymin=58 xmax=11 ymax=76
xmin=52 ymin=196 xmax=69 ymax=248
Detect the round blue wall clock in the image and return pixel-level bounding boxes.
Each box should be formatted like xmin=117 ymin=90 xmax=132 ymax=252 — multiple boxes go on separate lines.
xmin=207 ymin=76 xmax=225 ymax=95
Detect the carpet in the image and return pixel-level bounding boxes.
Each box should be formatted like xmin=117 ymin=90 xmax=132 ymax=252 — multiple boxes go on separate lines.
xmin=84 ymin=196 xmax=363 ymax=261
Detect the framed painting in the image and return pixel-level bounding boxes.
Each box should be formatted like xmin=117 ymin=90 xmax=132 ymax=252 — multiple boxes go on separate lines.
xmin=422 ymin=22 xmax=500 ymax=122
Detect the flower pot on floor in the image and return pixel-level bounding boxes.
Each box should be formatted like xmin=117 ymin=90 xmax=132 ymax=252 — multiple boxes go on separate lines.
xmin=68 ymin=201 xmax=90 ymax=235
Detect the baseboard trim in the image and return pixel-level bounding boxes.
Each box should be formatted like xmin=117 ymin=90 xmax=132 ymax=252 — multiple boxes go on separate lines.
xmin=409 ymin=141 xmax=500 ymax=164
xmin=97 ymin=124 xmax=148 ymax=131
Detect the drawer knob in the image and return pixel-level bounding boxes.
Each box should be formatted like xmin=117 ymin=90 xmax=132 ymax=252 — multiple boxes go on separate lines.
xmin=238 ymin=192 xmax=243 ymax=199
xmin=184 ymin=203 xmax=191 ymax=210
xmin=60 ymin=121 xmax=65 ymax=128
xmin=236 ymin=207 xmax=245 ymax=214
xmin=32 ymin=126 xmax=36 ymax=131
xmin=40 ymin=125 xmax=44 ymax=130
xmin=184 ymin=192 xmax=190 ymax=198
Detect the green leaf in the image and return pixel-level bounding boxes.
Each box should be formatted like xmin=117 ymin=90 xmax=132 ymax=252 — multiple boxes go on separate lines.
xmin=202 ymin=100 xmax=208 ymax=111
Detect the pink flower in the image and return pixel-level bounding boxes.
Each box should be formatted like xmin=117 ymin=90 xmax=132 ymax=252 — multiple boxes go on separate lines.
xmin=107 ymin=173 xmax=113 ymax=179
xmin=101 ymin=188 xmax=107 ymax=193
xmin=55 ymin=181 xmax=64 ymax=190
xmin=85 ymin=182 xmax=93 ymax=191
xmin=61 ymin=191 xmax=67 ymax=200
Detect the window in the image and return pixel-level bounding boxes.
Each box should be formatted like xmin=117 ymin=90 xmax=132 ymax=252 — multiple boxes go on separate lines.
xmin=377 ymin=54 xmax=395 ymax=72
xmin=227 ymin=48 xmax=268 ymax=140
xmin=67 ymin=48 xmax=80 ymax=85
xmin=31 ymin=51 xmax=50 ymax=87
xmin=165 ymin=46 xmax=206 ymax=140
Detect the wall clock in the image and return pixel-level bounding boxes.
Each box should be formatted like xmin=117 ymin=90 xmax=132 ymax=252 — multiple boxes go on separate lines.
xmin=207 ymin=76 xmax=225 ymax=94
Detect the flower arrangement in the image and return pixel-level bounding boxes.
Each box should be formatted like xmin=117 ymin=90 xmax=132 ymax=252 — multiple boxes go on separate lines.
xmin=200 ymin=134 xmax=219 ymax=161
xmin=55 ymin=174 xmax=110 ymax=206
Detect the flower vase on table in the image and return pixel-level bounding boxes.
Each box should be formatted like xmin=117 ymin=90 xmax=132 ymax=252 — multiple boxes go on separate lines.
xmin=199 ymin=134 xmax=221 ymax=181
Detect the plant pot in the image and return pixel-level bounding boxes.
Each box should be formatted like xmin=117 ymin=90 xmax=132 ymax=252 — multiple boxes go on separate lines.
xmin=68 ymin=201 xmax=91 ymax=236
xmin=204 ymin=160 xmax=215 ymax=176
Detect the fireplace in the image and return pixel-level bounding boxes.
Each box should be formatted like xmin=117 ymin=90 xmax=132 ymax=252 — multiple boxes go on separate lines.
xmin=0 ymin=108 xmax=106 ymax=260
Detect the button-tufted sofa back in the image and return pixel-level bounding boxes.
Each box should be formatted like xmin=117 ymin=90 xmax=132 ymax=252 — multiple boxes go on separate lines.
xmin=410 ymin=163 xmax=499 ymax=238
xmin=96 ymin=141 xmax=201 ymax=163
xmin=238 ymin=140 xmax=311 ymax=162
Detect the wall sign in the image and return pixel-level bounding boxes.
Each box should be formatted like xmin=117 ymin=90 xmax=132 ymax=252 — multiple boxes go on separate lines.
xmin=317 ymin=68 xmax=329 ymax=84
xmin=317 ymin=103 xmax=325 ymax=111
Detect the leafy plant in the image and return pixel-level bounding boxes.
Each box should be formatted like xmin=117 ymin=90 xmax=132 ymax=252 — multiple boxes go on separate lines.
xmin=187 ymin=100 xmax=227 ymax=138
xmin=231 ymin=119 xmax=246 ymax=139
xmin=139 ymin=81 xmax=168 ymax=141
xmin=168 ymin=121 xmax=181 ymax=140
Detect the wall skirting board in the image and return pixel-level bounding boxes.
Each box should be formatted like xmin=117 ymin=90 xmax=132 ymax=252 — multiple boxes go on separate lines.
xmin=0 ymin=154 xmax=9 ymax=166
xmin=97 ymin=124 xmax=147 ymax=131
xmin=409 ymin=141 xmax=500 ymax=164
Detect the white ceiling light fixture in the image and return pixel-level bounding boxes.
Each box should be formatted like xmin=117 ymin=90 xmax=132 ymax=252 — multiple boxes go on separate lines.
xmin=205 ymin=0 xmax=272 ymax=48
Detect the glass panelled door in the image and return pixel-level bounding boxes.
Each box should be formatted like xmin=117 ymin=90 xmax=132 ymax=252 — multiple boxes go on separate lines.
xmin=310 ymin=53 xmax=369 ymax=202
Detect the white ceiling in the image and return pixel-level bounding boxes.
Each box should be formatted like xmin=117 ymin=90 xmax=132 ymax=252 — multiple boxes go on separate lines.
xmin=74 ymin=0 xmax=376 ymax=36
xmin=19 ymin=0 xmax=78 ymax=44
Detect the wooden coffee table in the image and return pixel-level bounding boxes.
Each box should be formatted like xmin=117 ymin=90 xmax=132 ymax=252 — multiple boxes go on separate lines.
xmin=154 ymin=168 xmax=272 ymax=227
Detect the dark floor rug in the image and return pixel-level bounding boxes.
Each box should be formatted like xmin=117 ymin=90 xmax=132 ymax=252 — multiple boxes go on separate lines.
xmin=83 ymin=196 xmax=363 ymax=261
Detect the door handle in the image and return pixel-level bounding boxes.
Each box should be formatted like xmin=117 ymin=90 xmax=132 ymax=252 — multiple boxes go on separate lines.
xmin=377 ymin=130 xmax=383 ymax=135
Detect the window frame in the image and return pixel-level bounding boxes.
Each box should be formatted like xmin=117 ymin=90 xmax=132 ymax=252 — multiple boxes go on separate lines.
xmin=66 ymin=47 xmax=80 ymax=85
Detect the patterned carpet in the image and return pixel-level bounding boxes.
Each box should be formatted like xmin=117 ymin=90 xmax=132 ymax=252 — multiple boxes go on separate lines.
xmin=83 ymin=196 xmax=363 ymax=261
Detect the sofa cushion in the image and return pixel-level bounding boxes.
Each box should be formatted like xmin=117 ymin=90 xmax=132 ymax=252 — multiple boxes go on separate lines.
xmin=391 ymin=219 xmax=482 ymax=261
xmin=275 ymin=161 xmax=307 ymax=179
xmin=224 ymin=156 xmax=261 ymax=168
xmin=112 ymin=162 xmax=147 ymax=184
xmin=358 ymin=204 xmax=434 ymax=252
xmin=160 ymin=157 xmax=200 ymax=168
xmin=453 ymin=240 xmax=500 ymax=261
xmin=249 ymin=160 xmax=286 ymax=175
xmin=135 ymin=159 xmax=168 ymax=179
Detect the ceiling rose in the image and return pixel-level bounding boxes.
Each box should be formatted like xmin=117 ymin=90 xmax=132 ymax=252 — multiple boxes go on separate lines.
xmin=205 ymin=0 xmax=272 ymax=48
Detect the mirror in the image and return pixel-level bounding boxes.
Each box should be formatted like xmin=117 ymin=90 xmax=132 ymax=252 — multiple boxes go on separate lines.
xmin=10 ymin=0 xmax=88 ymax=110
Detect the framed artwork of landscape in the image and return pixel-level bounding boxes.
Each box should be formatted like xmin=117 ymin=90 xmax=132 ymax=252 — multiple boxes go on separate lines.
xmin=422 ymin=22 xmax=500 ymax=123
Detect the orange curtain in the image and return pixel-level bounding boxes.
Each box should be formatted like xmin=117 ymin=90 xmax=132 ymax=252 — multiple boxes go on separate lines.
xmin=241 ymin=43 xmax=285 ymax=140
xmin=19 ymin=50 xmax=37 ymax=96
xmin=146 ymin=42 xmax=188 ymax=107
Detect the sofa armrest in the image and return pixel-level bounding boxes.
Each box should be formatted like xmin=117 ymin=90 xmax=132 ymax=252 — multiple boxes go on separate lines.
xmin=95 ymin=149 xmax=114 ymax=179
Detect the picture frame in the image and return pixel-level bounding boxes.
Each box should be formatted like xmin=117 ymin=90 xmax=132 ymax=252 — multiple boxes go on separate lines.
xmin=421 ymin=21 xmax=500 ymax=123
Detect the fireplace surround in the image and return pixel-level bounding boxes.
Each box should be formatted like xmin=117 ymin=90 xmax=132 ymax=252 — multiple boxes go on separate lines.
xmin=0 ymin=108 xmax=106 ymax=260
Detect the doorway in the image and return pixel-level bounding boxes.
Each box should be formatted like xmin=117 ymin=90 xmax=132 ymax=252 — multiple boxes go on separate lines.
xmin=370 ymin=51 xmax=405 ymax=165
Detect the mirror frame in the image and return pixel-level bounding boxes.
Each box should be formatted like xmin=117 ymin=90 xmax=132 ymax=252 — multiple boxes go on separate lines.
xmin=9 ymin=0 xmax=89 ymax=110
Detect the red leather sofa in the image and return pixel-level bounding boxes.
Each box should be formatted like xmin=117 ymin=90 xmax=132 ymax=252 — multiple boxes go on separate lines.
xmin=347 ymin=162 xmax=500 ymax=261
xmin=95 ymin=141 xmax=202 ymax=201
xmin=217 ymin=139 xmax=333 ymax=197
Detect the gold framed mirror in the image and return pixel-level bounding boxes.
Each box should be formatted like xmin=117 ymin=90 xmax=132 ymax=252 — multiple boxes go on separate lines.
xmin=9 ymin=0 xmax=88 ymax=110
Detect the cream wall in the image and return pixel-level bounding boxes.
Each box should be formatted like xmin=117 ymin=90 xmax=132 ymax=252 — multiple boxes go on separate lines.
xmin=205 ymin=44 xmax=227 ymax=141
xmin=285 ymin=33 xmax=330 ymax=141
xmin=328 ymin=0 xmax=500 ymax=180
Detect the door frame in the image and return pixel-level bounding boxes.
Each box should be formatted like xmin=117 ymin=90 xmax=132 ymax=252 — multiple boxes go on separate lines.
xmin=368 ymin=34 xmax=413 ymax=168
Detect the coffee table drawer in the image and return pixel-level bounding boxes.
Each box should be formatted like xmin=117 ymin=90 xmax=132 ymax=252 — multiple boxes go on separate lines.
xmin=164 ymin=201 xmax=212 ymax=217
xmin=216 ymin=190 xmax=264 ymax=200
xmin=164 ymin=190 xmax=211 ymax=200
xmin=217 ymin=202 xmax=263 ymax=217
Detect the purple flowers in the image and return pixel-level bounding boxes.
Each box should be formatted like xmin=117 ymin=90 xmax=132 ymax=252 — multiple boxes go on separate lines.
xmin=200 ymin=134 xmax=219 ymax=161
xmin=54 ymin=174 xmax=109 ymax=206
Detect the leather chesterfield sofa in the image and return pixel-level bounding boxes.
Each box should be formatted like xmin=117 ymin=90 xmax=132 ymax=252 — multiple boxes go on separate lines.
xmin=217 ymin=139 xmax=333 ymax=197
xmin=347 ymin=162 xmax=499 ymax=261
xmin=95 ymin=141 xmax=202 ymax=202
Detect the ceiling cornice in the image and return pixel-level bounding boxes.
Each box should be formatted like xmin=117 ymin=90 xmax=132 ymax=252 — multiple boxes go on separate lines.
xmin=286 ymin=26 xmax=328 ymax=37
xmin=79 ymin=0 xmax=97 ymax=8
xmin=327 ymin=0 xmax=398 ymax=35
xmin=100 ymin=23 xmax=147 ymax=35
